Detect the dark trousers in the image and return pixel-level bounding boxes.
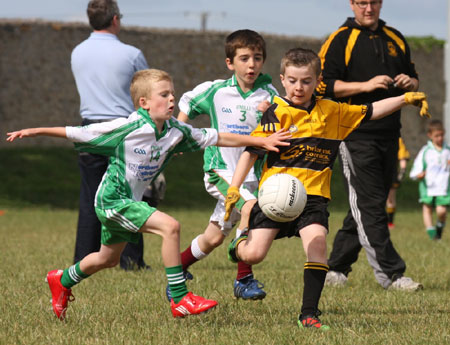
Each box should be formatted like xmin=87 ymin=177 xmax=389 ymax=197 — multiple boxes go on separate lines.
xmin=73 ymin=120 xmax=146 ymax=270
xmin=328 ymin=139 xmax=405 ymax=288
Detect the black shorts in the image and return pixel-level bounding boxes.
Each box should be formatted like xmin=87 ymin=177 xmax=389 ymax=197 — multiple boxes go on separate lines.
xmin=249 ymin=195 xmax=330 ymax=240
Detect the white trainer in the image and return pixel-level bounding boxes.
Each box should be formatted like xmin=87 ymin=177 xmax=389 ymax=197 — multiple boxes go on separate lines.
xmin=389 ymin=276 xmax=423 ymax=291
xmin=325 ymin=270 xmax=348 ymax=287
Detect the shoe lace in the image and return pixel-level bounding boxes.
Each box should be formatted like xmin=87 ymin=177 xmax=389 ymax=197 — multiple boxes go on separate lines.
xmin=248 ymin=278 xmax=264 ymax=290
xmin=186 ymin=292 xmax=197 ymax=305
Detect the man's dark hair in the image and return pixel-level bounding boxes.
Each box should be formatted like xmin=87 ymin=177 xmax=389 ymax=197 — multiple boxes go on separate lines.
xmin=87 ymin=0 xmax=121 ymax=30
xmin=280 ymin=48 xmax=321 ymax=77
xmin=225 ymin=29 xmax=266 ymax=63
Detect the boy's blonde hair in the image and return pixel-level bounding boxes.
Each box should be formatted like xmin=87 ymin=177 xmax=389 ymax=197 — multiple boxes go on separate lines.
xmin=130 ymin=69 xmax=172 ymax=109
xmin=427 ymin=119 xmax=445 ymax=134
xmin=280 ymin=48 xmax=321 ymax=77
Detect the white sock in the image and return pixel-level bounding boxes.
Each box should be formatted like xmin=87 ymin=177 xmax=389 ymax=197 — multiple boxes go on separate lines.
xmin=191 ymin=235 xmax=208 ymax=260
xmin=235 ymin=228 xmax=247 ymax=239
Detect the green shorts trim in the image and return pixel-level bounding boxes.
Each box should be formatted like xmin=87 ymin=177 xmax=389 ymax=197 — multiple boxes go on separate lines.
xmin=420 ymin=195 xmax=450 ymax=206
xmin=95 ymin=201 xmax=156 ymax=245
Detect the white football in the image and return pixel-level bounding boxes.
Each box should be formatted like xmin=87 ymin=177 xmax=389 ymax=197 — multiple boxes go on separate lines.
xmin=258 ymin=173 xmax=307 ymax=222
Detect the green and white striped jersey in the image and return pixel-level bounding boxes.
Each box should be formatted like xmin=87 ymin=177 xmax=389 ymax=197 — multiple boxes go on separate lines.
xmin=410 ymin=140 xmax=450 ymax=197
xmin=66 ymin=108 xmax=218 ymax=208
xmin=178 ymin=73 xmax=278 ymax=181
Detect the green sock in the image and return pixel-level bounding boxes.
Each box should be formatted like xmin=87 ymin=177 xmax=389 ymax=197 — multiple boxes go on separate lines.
xmin=60 ymin=262 xmax=90 ymax=289
xmin=426 ymin=227 xmax=437 ymax=240
xmin=166 ymin=265 xmax=188 ymax=303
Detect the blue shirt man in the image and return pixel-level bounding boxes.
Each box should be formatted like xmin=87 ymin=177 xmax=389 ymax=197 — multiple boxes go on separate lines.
xmin=71 ymin=0 xmax=149 ymax=270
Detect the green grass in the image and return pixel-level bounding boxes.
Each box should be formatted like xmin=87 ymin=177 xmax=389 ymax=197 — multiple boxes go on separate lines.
xmin=0 ymin=148 xmax=449 ymax=344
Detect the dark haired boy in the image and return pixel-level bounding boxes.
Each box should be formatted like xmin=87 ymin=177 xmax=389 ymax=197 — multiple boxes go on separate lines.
xmin=172 ymin=29 xmax=278 ymax=301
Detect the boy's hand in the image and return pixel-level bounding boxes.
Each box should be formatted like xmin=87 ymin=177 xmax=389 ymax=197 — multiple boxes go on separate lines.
xmin=417 ymin=171 xmax=426 ymax=179
xmin=257 ymin=100 xmax=271 ymax=113
xmin=404 ymin=92 xmax=431 ymax=118
xmin=397 ymin=167 xmax=406 ymax=182
xmin=224 ymin=186 xmax=240 ymax=221
xmin=6 ymin=129 xmax=36 ymax=142
xmin=263 ymin=129 xmax=291 ymax=152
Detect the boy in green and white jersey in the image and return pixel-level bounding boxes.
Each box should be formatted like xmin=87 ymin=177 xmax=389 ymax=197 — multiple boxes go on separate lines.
xmin=7 ymin=69 xmax=289 ymax=320
xmin=175 ymin=30 xmax=277 ymax=300
xmin=410 ymin=119 xmax=450 ymax=240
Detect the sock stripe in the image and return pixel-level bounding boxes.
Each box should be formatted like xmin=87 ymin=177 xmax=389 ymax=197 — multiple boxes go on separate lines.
xmin=168 ymin=278 xmax=186 ymax=285
xmin=304 ymin=262 xmax=329 ymax=272
xmin=167 ymin=272 xmax=186 ymax=285
xmin=68 ymin=265 xmax=82 ymax=282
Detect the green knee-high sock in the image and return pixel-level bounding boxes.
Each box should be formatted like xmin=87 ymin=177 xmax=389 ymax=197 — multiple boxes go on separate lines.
xmin=166 ymin=265 xmax=188 ymax=303
xmin=301 ymin=262 xmax=329 ymax=316
xmin=426 ymin=227 xmax=437 ymax=240
xmin=60 ymin=262 xmax=90 ymax=289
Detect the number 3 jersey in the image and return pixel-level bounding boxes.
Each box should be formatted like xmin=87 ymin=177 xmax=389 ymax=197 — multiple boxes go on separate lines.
xmin=178 ymin=73 xmax=278 ymax=182
xmin=247 ymin=95 xmax=372 ymax=199
xmin=66 ymin=108 xmax=218 ymax=208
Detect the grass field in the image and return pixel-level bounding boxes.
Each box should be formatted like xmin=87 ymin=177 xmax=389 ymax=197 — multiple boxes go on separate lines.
xmin=0 ymin=148 xmax=449 ymax=345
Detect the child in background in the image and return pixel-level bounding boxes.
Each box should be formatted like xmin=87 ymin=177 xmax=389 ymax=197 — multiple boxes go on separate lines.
xmin=225 ymin=48 xmax=430 ymax=330
xmin=410 ymin=119 xmax=450 ymax=240
xmin=6 ymin=69 xmax=289 ymax=320
xmin=387 ymin=137 xmax=410 ymax=229
xmin=174 ymin=29 xmax=278 ymax=301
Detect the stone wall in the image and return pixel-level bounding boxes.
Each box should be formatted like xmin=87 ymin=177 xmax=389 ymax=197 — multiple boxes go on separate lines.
xmin=0 ymin=20 xmax=444 ymax=155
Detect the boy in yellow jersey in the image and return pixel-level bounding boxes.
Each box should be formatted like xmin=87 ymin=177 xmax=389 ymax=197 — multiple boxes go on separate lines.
xmin=225 ymin=48 xmax=430 ymax=330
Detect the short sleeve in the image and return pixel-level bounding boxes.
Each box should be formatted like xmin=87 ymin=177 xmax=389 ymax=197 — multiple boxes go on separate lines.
xmin=336 ymin=102 xmax=372 ymax=139
xmin=178 ymin=81 xmax=217 ymax=119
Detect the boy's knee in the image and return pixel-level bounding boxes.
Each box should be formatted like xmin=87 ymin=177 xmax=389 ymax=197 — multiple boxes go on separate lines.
xmin=207 ymin=233 xmax=225 ymax=248
xmin=164 ymin=219 xmax=181 ymax=237
xmin=240 ymin=246 xmax=265 ymax=265
xmin=100 ymin=256 xmax=120 ymax=269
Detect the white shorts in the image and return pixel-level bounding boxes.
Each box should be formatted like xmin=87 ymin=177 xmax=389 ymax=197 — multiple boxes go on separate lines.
xmin=204 ymin=171 xmax=258 ymax=236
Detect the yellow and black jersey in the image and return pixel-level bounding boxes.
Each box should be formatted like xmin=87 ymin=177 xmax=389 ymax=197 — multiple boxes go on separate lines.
xmin=247 ymin=95 xmax=372 ymax=199
xmin=316 ymin=18 xmax=418 ymax=141
xmin=398 ymin=137 xmax=410 ymax=161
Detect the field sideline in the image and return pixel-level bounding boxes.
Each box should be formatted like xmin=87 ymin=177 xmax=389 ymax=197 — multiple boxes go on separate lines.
xmin=0 ymin=148 xmax=448 ymax=344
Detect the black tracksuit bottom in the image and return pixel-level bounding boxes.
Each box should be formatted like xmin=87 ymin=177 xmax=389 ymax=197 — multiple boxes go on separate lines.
xmin=328 ymin=138 xmax=406 ymax=288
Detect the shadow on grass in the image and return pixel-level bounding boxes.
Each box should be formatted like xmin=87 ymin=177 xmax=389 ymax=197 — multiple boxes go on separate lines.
xmin=0 ymin=147 xmax=421 ymax=212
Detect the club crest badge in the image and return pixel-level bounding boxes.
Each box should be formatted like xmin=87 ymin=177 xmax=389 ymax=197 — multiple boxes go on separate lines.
xmin=387 ymin=41 xmax=397 ymax=57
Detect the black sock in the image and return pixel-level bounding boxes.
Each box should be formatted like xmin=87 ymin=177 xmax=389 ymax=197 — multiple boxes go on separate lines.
xmin=387 ymin=208 xmax=395 ymax=224
xmin=301 ymin=262 xmax=328 ymax=316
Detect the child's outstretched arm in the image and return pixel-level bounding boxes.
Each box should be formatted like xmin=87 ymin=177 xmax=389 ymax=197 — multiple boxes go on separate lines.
xmin=177 ymin=111 xmax=189 ymax=123
xmin=7 ymin=127 xmax=67 ymax=142
xmin=224 ymin=151 xmax=258 ymax=221
xmin=371 ymin=92 xmax=431 ymax=120
xmin=216 ymin=129 xmax=290 ymax=152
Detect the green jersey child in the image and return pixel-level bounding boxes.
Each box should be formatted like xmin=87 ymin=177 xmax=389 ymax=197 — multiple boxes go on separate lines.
xmin=6 ymin=69 xmax=290 ymax=320
xmin=173 ymin=30 xmax=278 ymax=300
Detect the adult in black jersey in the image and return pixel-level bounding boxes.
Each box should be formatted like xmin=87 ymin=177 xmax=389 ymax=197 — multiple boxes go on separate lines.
xmin=316 ymin=0 xmax=422 ymax=291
